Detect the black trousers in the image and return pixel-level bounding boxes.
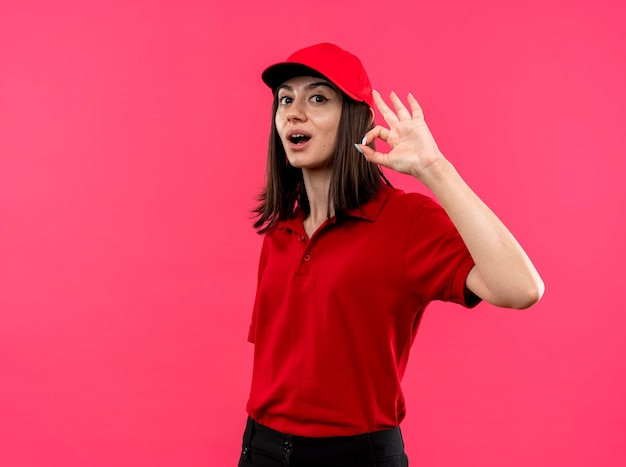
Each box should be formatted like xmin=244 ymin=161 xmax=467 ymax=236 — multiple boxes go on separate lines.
xmin=238 ymin=417 xmax=409 ymax=466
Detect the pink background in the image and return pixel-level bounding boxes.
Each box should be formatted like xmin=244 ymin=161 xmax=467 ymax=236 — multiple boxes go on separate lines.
xmin=1 ymin=0 xmax=625 ymax=466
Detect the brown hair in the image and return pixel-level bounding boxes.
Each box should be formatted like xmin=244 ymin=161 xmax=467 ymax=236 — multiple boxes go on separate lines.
xmin=253 ymin=91 xmax=390 ymax=234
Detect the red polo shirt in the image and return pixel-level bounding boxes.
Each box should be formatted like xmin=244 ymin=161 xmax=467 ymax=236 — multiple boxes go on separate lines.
xmin=246 ymin=184 xmax=479 ymax=437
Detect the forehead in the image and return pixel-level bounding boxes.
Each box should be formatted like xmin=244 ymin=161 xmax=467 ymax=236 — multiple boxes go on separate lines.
xmin=277 ymin=76 xmax=338 ymax=93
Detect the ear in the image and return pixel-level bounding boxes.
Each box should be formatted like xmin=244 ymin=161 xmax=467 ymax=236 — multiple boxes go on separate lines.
xmin=369 ymin=107 xmax=375 ymax=124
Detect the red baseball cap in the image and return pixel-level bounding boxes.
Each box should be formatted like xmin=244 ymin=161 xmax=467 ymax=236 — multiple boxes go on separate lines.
xmin=261 ymin=43 xmax=374 ymax=109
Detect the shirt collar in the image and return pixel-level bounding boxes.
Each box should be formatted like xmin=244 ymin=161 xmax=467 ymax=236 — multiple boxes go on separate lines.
xmin=278 ymin=210 xmax=306 ymax=234
xmin=277 ymin=184 xmax=391 ymax=233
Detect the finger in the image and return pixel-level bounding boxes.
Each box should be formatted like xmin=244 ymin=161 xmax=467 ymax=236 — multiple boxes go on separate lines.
xmin=407 ymin=93 xmax=424 ymax=119
xmin=358 ymin=144 xmax=391 ymax=167
xmin=363 ymin=125 xmax=390 ymax=145
xmin=355 ymin=125 xmax=390 ymax=156
xmin=390 ymin=91 xmax=412 ymax=121
xmin=372 ymin=89 xmax=399 ymax=126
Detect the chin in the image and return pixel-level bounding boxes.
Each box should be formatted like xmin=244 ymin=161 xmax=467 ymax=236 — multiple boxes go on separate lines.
xmin=286 ymin=156 xmax=312 ymax=169
xmin=286 ymin=155 xmax=331 ymax=171
xmin=288 ymin=160 xmax=326 ymax=171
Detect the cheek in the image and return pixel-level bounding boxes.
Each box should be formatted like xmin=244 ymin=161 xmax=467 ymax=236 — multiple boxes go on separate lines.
xmin=274 ymin=113 xmax=281 ymax=131
xmin=319 ymin=111 xmax=341 ymax=135
xmin=274 ymin=118 xmax=288 ymax=145
xmin=326 ymin=117 xmax=341 ymax=145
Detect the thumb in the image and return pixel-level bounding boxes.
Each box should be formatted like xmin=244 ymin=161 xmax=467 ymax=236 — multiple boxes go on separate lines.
xmin=356 ymin=144 xmax=391 ymax=168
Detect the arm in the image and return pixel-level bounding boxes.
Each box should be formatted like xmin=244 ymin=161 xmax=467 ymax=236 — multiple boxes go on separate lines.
xmin=357 ymin=91 xmax=544 ymax=309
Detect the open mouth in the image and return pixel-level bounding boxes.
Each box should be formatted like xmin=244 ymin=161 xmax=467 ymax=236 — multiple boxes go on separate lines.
xmin=289 ymin=133 xmax=311 ymax=145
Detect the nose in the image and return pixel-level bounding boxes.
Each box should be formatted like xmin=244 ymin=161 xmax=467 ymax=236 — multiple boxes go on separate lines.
xmin=285 ymin=97 xmax=307 ymax=122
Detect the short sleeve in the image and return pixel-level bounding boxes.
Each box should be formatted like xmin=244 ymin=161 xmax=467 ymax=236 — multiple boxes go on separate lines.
xmin=403 ymin=196 xmax=481 ymax=308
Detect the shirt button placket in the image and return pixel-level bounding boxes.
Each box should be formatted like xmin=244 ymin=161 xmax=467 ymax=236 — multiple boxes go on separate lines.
xmin=297 ymin=250 xmax=312 ymax=276
xmin=296 ymin=232 xmax=312 ymax=276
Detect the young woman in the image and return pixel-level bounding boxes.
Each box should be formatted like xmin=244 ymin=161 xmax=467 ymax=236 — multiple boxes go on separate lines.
xmin=239 ymin=43 xmax=544 ymax=467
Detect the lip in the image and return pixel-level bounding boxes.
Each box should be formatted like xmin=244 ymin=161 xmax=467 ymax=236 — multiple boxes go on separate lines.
xmin=286 ymin=139 xmax=311 ymax=151
xmin=285 ymin=129 xmax=312 ymax=151
xmin=286 ymin=129 xmax=312 ymax=139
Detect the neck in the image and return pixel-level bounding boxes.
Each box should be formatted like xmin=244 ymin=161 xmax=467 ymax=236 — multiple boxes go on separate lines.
xmin=302 ymin=167 xmax=333 ymax=235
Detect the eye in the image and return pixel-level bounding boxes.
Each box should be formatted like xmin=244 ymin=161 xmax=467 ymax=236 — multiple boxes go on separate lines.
xmin=278 ymin=96 xmax=292 ymax=105
xmin=311 ymin=95 xmax=328 ymax=104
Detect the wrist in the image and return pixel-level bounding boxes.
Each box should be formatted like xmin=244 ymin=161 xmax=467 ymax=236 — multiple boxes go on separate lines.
xmin=411 ymin=155 xmax=455 ymax=187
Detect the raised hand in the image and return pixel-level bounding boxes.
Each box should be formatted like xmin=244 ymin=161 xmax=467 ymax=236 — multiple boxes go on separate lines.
xmin=358 ymin=91 xmax=544 ymax=310
xmin=356 ymin=90 xmax=446 ymax=183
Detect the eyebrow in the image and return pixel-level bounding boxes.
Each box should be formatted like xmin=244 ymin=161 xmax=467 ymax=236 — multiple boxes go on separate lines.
xmin=276 ymin=81 xmax=338 ymax=93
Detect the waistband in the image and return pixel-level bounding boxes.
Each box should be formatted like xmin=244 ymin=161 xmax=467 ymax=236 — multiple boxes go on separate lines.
xmin=242 ymin=417 xmax=405 ymax=463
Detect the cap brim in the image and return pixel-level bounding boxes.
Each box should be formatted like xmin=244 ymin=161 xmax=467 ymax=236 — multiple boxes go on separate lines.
xmin=261 ymin=63 xmax=327 ymax=91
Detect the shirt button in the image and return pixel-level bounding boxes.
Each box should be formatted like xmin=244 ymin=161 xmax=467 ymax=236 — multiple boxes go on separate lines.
xmin=282 ymin=440 xmax=293 ymax=453
xmin=303 ymin=254 xmax=311 ymax=262
xmin=298 ymin=235 xmax=306 ymax=242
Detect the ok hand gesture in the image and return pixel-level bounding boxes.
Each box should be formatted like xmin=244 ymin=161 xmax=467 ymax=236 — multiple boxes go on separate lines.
xmin=356 ymin=90 xmax=446 ymax=183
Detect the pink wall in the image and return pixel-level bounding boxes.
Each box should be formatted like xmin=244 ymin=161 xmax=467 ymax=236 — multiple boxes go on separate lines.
xmin=1 ymin=0 xmax=625 ymax=466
